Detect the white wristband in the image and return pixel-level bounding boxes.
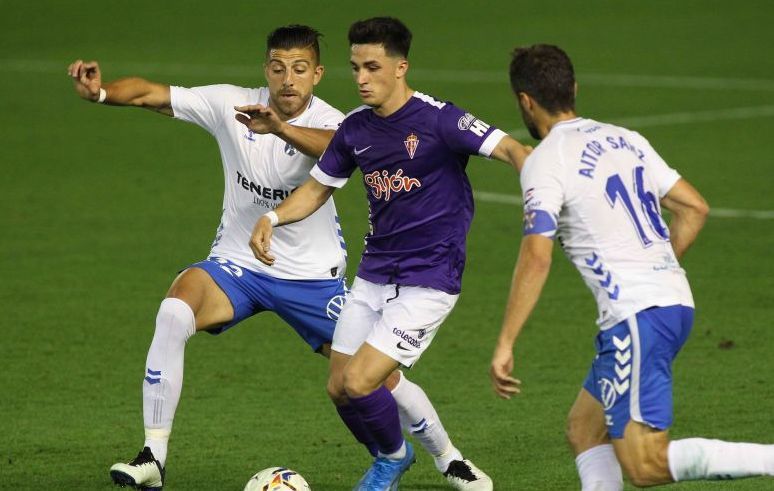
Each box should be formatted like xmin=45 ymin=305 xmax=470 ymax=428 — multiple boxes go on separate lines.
xmin=264 ymin=211 xmax=279 ymax=226
xmin=96 ymin=88 xmax=107 ymax=103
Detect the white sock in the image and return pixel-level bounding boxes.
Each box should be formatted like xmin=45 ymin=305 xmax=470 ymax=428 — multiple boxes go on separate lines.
xmin=142 ymin=298 xmax=196 ymax=467
xmin=575 ymin=444 xmax=623 ymax=491
xmin=668 ymin=438 xmax=774 ymax=481
xmin=390 ymin=371 xmax=463 ymax=473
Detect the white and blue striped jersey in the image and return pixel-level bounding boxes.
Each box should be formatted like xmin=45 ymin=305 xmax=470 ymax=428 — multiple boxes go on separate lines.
xmin=521 ymin=117 xmax=694 ymax=329
xmin=171 ymin=85 xmax=347 ymax=280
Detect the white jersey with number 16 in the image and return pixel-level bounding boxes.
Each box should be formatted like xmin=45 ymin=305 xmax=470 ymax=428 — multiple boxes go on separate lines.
xmin=520 ymin=117 xmax=694 ymax=329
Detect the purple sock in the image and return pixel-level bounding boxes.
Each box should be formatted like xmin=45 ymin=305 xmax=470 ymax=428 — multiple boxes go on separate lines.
xmin=336 ymin=404 xmax=379 ymax=457
xmin=348 ymin=385 xmax=404 ymax=455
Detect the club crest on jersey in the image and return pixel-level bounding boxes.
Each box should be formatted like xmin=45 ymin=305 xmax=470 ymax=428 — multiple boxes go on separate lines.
xmin=284 ymin=142 xmax=297 ymax=156
xmin=244 ymin=130 xmax=256 ymax=142
xmin=404 ymin=132 xmax=419 ymax=159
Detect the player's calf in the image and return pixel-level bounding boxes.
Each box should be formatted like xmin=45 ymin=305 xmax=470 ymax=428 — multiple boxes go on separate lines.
xmin=613 ymin=423 xmax=672 ymax=487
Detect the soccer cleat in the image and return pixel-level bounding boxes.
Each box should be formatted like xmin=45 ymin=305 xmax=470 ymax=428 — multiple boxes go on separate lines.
xmin=109 ymin=446 xmax=165 ymax=490
xmin=354 ymin=442 xmax=415 ymax=491
xmin=444 ymin=459 xmax=493 ymax=491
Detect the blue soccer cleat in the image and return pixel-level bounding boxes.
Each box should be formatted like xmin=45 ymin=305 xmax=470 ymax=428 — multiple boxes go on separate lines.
xmin=354 ymin=442 xmax=415 ymax=491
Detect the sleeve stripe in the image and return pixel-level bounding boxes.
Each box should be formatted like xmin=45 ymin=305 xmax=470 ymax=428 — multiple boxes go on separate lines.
xmin=310 ymin=164 xmax=349 ymax=188
xmin=478 ymin=128 xmax=507 ymax=157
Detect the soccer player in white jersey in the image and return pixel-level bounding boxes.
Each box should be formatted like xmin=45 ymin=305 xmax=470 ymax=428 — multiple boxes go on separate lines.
xmin=250 ymin=17 xmax=531 ymax=490
xmin=490 ymin=44 xmax=774 ymax=489
xmin=68 ymin=25 xmax=490 ymax=491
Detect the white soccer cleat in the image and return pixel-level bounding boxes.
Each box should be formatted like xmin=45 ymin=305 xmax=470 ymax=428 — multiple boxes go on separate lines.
xmin=443 ymin=459 xmax=493 ymax=491
xmin=109 ymin=446 xmax=164 ymax=490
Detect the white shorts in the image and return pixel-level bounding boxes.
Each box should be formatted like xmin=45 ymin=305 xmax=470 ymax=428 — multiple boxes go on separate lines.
xmin=331 ymin=277 xmax=459 ymax=367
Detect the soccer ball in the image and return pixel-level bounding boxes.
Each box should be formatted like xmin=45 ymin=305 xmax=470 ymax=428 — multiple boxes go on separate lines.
xmin=244 ymin=467 xmax=311 ymax=491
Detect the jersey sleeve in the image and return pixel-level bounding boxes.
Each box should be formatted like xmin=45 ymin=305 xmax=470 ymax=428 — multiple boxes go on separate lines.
xmin=437 ymin=103 xmax=507 ymax=157
xmin=629 ymin=130 xmax=681 ymax=197
xmin=310 ymin=124 xmax=356 ymax=188
xmin=170 ymin=85 xmax=229 ymax=135
xmin=519 ymin=150 xmax=565 ymax=239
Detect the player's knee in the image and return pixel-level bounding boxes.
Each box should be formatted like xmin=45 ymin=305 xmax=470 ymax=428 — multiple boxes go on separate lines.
xmin=326 ymin=375 xmax=348 ymax=405
xmin=565 ymin=412 xmax=605 ymax=454
xmin=342 ymin=366 xmax=376 ymax=398
xmin=154 ymin=298 xmax=196 ymax=341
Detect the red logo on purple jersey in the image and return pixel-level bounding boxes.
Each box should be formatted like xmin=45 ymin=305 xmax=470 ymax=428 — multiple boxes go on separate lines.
xmin=404 ymin=132 xmax=419 ymax=159
xmin=364 ymin=169 xmax=422 ymax=201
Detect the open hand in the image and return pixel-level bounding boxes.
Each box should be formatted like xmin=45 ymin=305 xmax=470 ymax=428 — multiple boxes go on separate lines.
xmin=234 ymin=104 xmax=283 ymax=135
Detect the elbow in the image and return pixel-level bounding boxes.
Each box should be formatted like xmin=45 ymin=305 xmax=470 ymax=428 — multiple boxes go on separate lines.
xmin=695 ymin=197 xmax=710 ymax=219
xmin=525 ymin=249 xmax=552 ymax=275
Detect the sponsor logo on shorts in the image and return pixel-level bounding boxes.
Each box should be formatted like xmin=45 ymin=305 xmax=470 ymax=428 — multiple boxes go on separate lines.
xmin=392 ymin=327 xmax=421 ymax=349
xmin=599 ymin=378 xmax=617 ymax=410
xmin=326 ymin=294 xmax=346 ymax=321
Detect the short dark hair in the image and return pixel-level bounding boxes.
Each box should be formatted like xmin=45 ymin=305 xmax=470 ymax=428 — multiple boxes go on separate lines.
xmin=266 ymin=25 xmax=322 ymax=64
xmin=509 ymin=44 xmax=576 ymax=114
xmin=348 ymin=17 xmax=412 ymax=58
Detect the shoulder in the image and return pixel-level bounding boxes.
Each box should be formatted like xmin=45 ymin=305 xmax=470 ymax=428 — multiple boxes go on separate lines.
xmin=412 ymin=91 xmax=448 ymax=110
xmin=304 ymin=95 xmax=345 ymax=128
xmin=307 ymin=95 xmax=344 ymax=117
xmin=522 ymin=138 xmax=567 ymax=181
xmin=344 ymin=104 xmax=371 ymax=119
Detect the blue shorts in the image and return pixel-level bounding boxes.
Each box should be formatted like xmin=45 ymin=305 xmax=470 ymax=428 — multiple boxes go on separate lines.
xmin=582 ymin=305 xmax=694 ymax=438
xmin=191 ymin=257 xmax=346 ymax=352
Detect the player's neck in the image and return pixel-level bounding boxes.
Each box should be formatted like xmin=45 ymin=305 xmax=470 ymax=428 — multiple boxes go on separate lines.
xmin=373 ymin=86 xmax=414 ymax=118
xmin=541 ymin=110 xmax=578 ymax=138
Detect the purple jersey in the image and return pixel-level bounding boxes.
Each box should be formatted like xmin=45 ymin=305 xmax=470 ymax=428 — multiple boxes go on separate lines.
xmin=311 ymin=92 xmax=506 ymax=294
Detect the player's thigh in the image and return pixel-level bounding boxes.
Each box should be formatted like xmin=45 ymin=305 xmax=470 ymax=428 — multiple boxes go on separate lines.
xmin=331 ymin=278 xmax=381 ymax=357
xmin=566 ymin=388 xmax=610 ymax=455
xmin=273 ymin=277 xmax=347 ymax=353
xmin=344 ymin=342 xmax=401 ymax=397
xmin=612 ymin=421 xmax=672 ymax=487
xmin=367 ymin=284 xmax=458 ymax=368
xmin=167 ymin=267 xmax=234 ymax=331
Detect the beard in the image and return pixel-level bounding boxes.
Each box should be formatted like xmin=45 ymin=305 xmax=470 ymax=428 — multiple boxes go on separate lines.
xmin=521 ymin=111 xmax=542 ymax=140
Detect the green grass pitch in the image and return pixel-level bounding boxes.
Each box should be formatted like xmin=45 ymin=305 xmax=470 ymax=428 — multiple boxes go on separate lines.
xmin=1 ymin=1 xmax=773 ymax=489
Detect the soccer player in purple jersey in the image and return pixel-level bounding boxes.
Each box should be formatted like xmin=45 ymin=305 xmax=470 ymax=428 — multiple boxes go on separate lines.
xmin=491 ymin=44 xmax=774 ymax=490
xmin=70 ymin=25 xmax=492 ymax=491
xmin=250 ymin=17 xmax=530 ymax=491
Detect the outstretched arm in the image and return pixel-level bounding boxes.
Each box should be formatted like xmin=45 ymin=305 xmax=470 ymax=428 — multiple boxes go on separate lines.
xmin=68 ymin=60 xmax=172 ymax=116
xmin=490 ymin=234 xmax=553 ymax=399
xmin=660 ymin=178 xmax=709 ymax=259
xmin=489 ymin=135 xmax=533 ymax=172
xmin=234 ymin=104 xmax=334 ymax=158
xmin=250 ymin=177 xmax=335 ymax=264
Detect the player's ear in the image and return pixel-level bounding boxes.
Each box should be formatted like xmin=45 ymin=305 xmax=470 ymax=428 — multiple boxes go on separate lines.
xmin=573 ymin=82 xmax=578 ymax=98
xmin=395 ymin=58 xmax=409 ymax=79
xmin=517 ymin=92 xmax=532 ymax=112
xmin=313 ymin=64 xmax=324 ymax=86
